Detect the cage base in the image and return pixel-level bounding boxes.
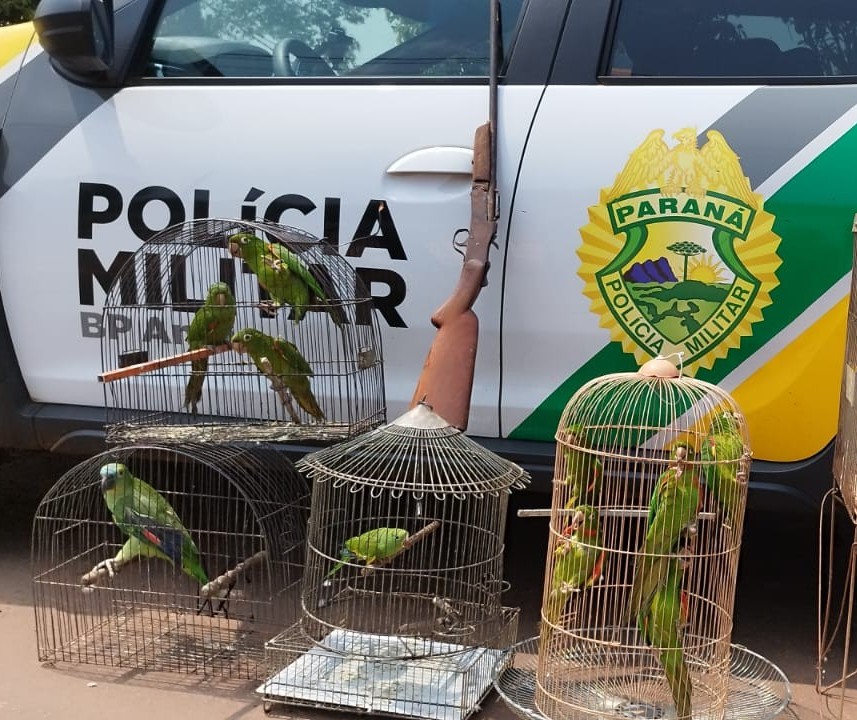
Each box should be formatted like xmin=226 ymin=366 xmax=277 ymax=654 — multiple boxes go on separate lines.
xmin=105 ymin=419 xmax=377 ymax=446
xmin=495 ymin=637 xmax=790 ymax=720
xmin=39 ymin=603 xmax=273 ymax=681
xmin=259 ymin=618 xmax=517 ymax=720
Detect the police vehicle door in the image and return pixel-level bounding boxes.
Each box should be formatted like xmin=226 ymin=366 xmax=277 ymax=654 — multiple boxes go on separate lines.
xmin=0 ymin=0 xmax=564 ymax=436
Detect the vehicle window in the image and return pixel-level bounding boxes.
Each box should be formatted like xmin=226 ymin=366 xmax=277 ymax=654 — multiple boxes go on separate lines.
xmin=143 ymin=0 xmax=524 ymax=79
xmin=606 ymin=0 xmax=857 ymax=78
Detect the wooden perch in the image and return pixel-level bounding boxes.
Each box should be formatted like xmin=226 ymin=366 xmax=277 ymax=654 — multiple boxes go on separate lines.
xmin=99 ymin=343 xmax=232 ymax=383
xmin=81 ymin=549 xmax=268 ymax=592
xmin=201 ymin=550 xmax=268 ymax=598
xmin=361 ymin=520 xmax=441 ymax=577
xmin=518 ymin=508 xmax=718 ymax=521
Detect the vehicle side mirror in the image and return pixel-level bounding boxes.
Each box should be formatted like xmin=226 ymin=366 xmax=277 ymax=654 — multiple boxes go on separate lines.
xmin=34 ymin=0 xmax=114 ymax=76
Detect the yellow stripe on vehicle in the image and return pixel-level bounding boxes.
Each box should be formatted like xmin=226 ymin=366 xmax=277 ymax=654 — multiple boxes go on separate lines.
xmin=731 ymin=294 xmax=848 ymax=461
xmin=0 ymin=22 xmax=34 ymax=69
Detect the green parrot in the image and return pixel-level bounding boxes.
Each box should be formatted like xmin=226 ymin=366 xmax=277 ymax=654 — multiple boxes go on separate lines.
xmin=98 ymin=463 xmax=207 ymax=585
xmin=231 ymin=327 xmax=324 ymax=423
xmin=227 ymin=232 xmax=345 ymax=325
xmin=562 ymin=424 xmax=603 ymax=511
xmin=326 ymin=527 xmax=410 ymax=577
xmin=701 ymin=411 xmax=745 ymax=525
xmin=183 ymin=281 xmax=236 ymax=414
xmin=638 ymin=556 xmax=692 ymax=720
xmin=627 ymin=443 xmax=700 ymax=622
xmin=543 ymin=504 xmax=604 ymax=628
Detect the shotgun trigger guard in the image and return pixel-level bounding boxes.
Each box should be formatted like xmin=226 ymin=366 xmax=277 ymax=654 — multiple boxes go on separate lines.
xmin=452 ymin=228 xmax=469 ymax=257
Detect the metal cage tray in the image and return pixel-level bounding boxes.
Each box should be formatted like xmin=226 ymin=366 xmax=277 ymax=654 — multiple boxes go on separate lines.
xmin=493 ymin=637 xmax=791 ymax=720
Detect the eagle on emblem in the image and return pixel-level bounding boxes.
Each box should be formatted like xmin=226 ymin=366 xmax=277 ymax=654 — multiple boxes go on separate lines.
xmin=607 ymin=128 xmax=757 ymax=207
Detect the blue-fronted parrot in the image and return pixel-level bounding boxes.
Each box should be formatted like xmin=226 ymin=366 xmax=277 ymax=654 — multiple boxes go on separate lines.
xmin=227 ymin=232 xmax=345 ymax=325
xmin=638 ymin=555 xmax=692 ymax=720
xmin=562 ymin=424 xmax=602 ymax=510
xmin=627 ymin=443 xmax=700 ymax=621
xmin=326 ymin=527 xmax=410 ymax=577
xmin=184 ymin=281 xmax=236 ymax=414
xmin=701 ymin=411 xmax=746 ymax=525
xmin=231 ymin=327 xmax=324 ymax=422
xmin=543 ymin=504 xmax=604 ymax=628
xmin=97 ymin=463 xmax=207 ymax=585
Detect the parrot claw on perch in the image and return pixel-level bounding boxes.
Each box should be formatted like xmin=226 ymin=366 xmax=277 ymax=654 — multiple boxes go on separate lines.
xmin=197 ymin=575 xmax=237 ymax=618
xmin=256 ymin=300 xmax=278 ymax=319
xmin=93 ymin=557 xmax=118 ymax=579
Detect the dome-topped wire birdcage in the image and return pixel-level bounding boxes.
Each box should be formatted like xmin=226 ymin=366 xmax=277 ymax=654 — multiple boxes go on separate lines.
xmin=260 ymin=403 xmax=529 ymax=720
xmin=32 ymin=442 xmax=309 ymax=681
xmin=100 ymin=217 xmax=385 ymax=446
xmin=535 ymin=357 xmax=752 ymax=720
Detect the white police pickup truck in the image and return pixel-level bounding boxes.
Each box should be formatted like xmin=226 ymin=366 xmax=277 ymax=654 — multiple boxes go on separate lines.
xmin=1 ymin=0 xmax=855 ymax=508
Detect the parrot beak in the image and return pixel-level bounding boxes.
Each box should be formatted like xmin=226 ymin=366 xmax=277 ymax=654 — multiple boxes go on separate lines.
xmin=215 ymin=292 xmax=227 ymax=306
xmin=571 ymin=510 xmax=586 ymax=532
xmin=228 ymin=241 xmax=240 ymax=257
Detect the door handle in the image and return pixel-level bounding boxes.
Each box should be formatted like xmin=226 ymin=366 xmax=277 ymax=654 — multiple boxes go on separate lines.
xmin=386 ymin=147 xmax=473 ymax=176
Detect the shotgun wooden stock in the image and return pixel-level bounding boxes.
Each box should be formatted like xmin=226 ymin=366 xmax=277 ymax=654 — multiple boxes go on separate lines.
xmin=410 ymin=122 xmax=497 ymax=429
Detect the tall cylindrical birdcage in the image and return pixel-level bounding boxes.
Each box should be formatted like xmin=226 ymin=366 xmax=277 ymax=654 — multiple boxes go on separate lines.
xmin=260 ymin=403 xmax=529 ymax=720
xmin=100 ymin=217 xmax=385 ymax=446
xmin=536 ymin=357 xmax=751 ymax=720
xmin=32 ymin=442 xmax=309 ymax=680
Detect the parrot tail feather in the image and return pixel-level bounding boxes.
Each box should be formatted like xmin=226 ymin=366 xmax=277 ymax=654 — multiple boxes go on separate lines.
xmin=324 ymin=300 xmax=348 ymax=327
xmin=661 ymin=648 xmax=692 ymax=720
xmin=627 ymin=555 xmax=669 ymax=624
xmin=326 ymin=549 xmax=354 ymax=578
xmin=183 ymin=357 xmax=209 ymax=413
xmin=296 ymin=392 xmax=325 ymax=422
xmin=543 ymin=591 xmax=565 ymax=629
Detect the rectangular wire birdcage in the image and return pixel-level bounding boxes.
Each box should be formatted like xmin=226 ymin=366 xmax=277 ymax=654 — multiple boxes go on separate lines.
xmin=260 ymin=608 xmax=518 ymax=720
xmin=832 ymin=215 xmax=857 ymax=522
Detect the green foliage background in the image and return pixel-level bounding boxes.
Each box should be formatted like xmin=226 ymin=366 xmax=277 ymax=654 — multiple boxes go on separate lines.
xmin=1 ymin=0 xmax=36 ymax=26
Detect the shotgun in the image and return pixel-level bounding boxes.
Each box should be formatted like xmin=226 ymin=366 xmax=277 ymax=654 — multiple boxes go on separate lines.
xmin=409 ymin=0 xmax=501 ymax=430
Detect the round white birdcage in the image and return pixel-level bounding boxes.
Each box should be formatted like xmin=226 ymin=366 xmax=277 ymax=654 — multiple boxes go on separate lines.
xmin=260 ymin=404 xmax=528 ymax=719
